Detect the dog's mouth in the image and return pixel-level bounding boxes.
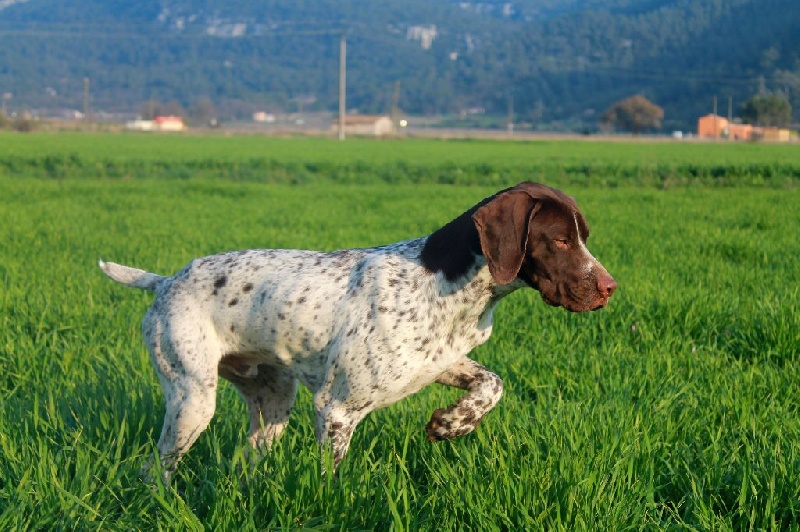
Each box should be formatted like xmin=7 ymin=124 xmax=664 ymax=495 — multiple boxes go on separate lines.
xmin=528 ymin=273 xmax=615 ymax=313
xmin=541 ymin=291 xmax=610 ymax=313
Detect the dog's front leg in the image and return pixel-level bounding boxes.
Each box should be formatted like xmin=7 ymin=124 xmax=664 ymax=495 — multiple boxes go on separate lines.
xmin=313 ymin=370 xmax=370 ymax=471
xmin=313 ymin=399 xmax=366 ymax=471
xmin=426 ymin=357 xmax=503 ymax=441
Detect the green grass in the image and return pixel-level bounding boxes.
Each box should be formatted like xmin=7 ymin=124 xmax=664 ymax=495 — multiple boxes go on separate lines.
xmin=1 ymin=131 xmax=799 ymax=187
xmin=1 ymin=134 xmax=800 ymax=529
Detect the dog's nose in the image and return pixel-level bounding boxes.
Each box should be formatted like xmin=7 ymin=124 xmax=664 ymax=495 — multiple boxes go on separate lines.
xmin=597 ymin=273 xmax=618 ymax=298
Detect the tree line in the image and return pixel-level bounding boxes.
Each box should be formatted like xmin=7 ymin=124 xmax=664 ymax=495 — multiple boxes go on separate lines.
xmin=602 ymin=92 xmax=792 ymax=134
xmin=0 ymin=0 xmax=798 ymax=130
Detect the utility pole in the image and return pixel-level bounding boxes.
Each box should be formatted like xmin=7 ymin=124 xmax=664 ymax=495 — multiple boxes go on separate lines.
xmin=727 ymin=96 xmax=733 ymax=123
xmin=713 ymin=95 xmax=718 ymax=139
xmin=391 ymin=80 xmax=400 ymax=134
xmin=338 ymin=31 xmax=346 ymax=141
xmin=507 ymin=93 xmax=514 ymax=136
xmin=83 ymin=77 xmax=90 ymax=122
xmin=1 ymin=92 xmax=10 ymax=116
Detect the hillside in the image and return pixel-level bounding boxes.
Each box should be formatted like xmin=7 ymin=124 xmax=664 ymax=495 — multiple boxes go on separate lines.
xmin=0 ymin=0 xmax=797 ymax=130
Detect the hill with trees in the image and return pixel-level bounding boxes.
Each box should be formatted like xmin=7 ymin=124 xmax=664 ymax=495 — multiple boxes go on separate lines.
xmin=0 ymin=0 xmax=797 ymax=131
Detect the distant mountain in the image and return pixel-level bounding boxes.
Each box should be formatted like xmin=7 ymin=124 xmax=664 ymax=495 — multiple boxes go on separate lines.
xmin=0 ymin=0 xmax=797 ymax=131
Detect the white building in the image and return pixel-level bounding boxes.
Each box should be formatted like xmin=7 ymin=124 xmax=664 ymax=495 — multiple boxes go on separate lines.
xmin=333 ymin=115 xmax=395 ymax=137
xmin=126 ymin=116 xmax=186 ymax=132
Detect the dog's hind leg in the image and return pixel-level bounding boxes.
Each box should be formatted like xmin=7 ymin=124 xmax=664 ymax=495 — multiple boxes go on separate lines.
xmin=219 ymin=361 xmax=298 ymax=454
xmin=150 ymin=376 xmax=218 ymax=482
xmin=142 ymin=309 xmax=221 ymax=483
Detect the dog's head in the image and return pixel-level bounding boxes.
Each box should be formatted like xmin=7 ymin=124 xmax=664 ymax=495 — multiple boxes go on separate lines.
xmin=473 ymin=182 xmax=617 ymax=312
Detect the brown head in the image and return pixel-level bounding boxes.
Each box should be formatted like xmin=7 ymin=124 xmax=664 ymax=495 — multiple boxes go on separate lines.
xmin=471 ymin=182 xmax=617 ymax=312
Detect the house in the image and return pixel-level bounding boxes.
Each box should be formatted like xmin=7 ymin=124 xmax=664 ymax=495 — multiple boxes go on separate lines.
xmin=697 ymin=114 xmax=793 ymax=142
xmin=758 ymin=127 xmax=792 ymax=142
xmin=333 ymin=115 xmax=395 ymax=137
xmin=698 ymin=114 xmax=724 ymax=138
xmin=126 ymin=119 xmax=156 ymax=131
xmin=253 ymin=111 xmax=276 ymax=123
xmin=697 ymin=114 xmax=754 ymax=140
xmin=727 ymin=122 xmax=755 ymax=140
xmin=126 ymin=115 xmax=186 ymax=132
xmin=153 ymin=115 xmax=186 ymax=131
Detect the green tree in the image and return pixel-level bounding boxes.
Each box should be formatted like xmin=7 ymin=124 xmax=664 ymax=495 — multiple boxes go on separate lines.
xmin=139 ymin=100 xmax=186 ymax=120
xmin=601 ymin=95 xmax=664 ymax=134
xmin=740 ymin=92 xmax=792 ymax=127
xmin=775 ymin=69 xmax=800 ymax=121
xmin=186 ymin=97 xmax=217 ymax=127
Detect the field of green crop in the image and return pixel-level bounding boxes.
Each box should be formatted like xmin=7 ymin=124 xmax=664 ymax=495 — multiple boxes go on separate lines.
xmin=1 ymin=131 xmax=799 ymax=187
xmin=1 ymin=132 xmax=799 ymax=529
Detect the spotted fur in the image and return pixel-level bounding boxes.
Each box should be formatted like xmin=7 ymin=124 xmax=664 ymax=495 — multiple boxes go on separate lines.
xmin=99 ymin=181 xmax=616 ymax=482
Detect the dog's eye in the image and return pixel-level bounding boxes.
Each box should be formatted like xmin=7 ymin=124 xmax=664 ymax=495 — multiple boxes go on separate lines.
xmin=554 ymin=239 xmax=569 ymax=250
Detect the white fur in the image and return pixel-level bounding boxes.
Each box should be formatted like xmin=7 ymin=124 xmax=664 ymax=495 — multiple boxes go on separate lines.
xmin=102 ymin=239 xmax=505 ymax=480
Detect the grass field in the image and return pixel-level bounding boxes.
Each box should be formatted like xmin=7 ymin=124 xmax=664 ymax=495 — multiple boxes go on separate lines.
xmin=1 ymin=131 xmax=799 ymax=187
xmin=1 ymin=133 xmax=800 ymax=529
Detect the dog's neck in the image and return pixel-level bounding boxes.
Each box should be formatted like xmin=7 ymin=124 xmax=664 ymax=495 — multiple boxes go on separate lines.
xmin=418 ymin=222 xmax=524 ymax=322
xmin=420 ymin=207 xmax=483 ymax=282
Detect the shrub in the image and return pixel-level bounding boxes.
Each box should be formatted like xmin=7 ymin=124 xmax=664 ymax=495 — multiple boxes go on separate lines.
xmin=12 ymin=117 xmax=37 ymax=132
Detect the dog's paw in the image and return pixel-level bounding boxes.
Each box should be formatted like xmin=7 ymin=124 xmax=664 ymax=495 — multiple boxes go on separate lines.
xmin=426 ymin=408 xmax=450 ymax=442
xmin=426 ymin=406 xmax=481 ymax=442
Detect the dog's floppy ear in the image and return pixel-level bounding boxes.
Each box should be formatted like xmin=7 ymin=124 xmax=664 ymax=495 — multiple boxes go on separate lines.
xmin=472 ymin=189 xmax=541 ymax=285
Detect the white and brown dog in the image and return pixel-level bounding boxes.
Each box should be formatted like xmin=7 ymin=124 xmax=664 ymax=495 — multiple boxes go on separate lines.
xmin=100 ymin=182 xmax=616 ymax=481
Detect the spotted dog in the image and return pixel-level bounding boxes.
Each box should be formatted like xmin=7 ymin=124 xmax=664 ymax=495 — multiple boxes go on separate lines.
xmin=100 ymin=181 xmax=617 ymax=481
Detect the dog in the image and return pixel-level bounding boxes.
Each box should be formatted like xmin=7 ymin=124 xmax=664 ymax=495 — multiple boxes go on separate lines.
xmin=100 ymin=181 xmax=616 ymax=480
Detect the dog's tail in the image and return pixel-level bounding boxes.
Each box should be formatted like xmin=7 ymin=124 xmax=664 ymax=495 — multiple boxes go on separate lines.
xmin=98 ymin=259 xmax=165 ymax=292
